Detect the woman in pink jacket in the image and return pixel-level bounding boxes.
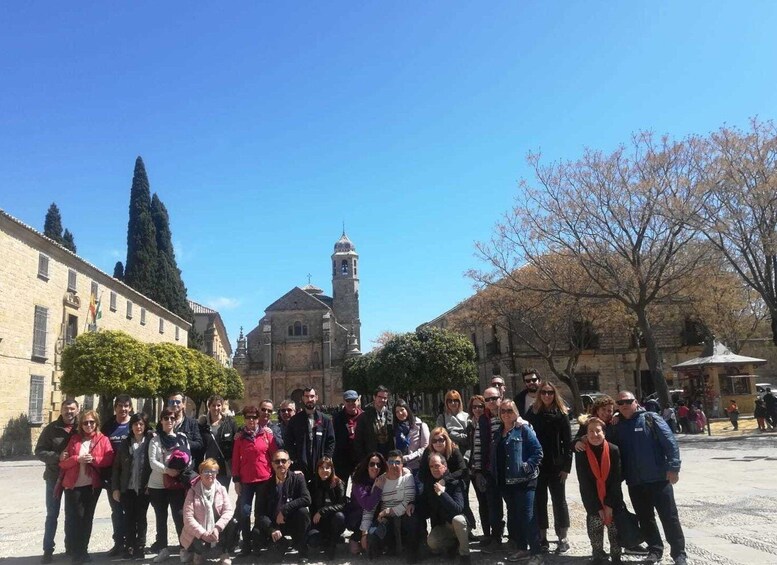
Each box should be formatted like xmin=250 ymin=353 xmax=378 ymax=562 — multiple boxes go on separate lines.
xmin=180 ymin=458 xmax=236 ymax=565
xmin=58 ymin=409 xmax=115 ymax=564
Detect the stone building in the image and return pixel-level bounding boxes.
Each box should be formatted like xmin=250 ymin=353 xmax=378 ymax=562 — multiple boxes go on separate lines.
xmin=233 ymin=232 xmax=361 ymax=408
xmin=188 ymin=300 xmax=232 ymax=367
xmin=0 ymin=209 xmax=190 ymax=455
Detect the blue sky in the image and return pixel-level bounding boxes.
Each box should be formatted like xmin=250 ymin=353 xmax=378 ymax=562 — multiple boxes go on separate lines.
xmin=2 ymin=2 xmax=777 ymax=352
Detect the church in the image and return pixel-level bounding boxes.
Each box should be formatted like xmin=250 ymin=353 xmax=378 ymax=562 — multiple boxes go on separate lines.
xmin=232 ymin=232 xmax=361 ymax=408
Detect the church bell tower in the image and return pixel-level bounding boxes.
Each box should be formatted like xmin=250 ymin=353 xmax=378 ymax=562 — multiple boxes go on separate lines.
xmin=331 ymin=231 xmax=361 ymax=348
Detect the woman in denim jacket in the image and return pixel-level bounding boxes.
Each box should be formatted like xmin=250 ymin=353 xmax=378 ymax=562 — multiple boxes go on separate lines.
xmin=492 ymin=399 xmax=544 ymax=565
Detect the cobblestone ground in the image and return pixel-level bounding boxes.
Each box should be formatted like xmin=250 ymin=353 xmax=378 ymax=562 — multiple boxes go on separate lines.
xmin=2 ymin=430 xmax=776 ymax=565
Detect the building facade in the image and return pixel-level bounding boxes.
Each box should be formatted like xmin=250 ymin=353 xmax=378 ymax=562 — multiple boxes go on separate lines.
xmin=0 ymin=210 xmax=190 ymax=456
xmin=189 ymin=300 xmax=232 ymax=367
xmin=233 ymin=232 xmax=361 ymax=408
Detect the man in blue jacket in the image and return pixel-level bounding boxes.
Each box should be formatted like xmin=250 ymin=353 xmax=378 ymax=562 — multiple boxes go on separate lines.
xmin=613 ymin=391 xmax=686 ymax=565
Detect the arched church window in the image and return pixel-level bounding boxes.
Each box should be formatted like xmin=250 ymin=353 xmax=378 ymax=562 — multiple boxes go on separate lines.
xmin=294 ymin=321 xmax=302 ymax=336
xmin=292 ymin=321 xmax=308 ymax=337
xmin=341 ymin=259 xmax=349 ymax=275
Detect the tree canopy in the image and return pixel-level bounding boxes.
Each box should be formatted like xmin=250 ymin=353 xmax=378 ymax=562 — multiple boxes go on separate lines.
xmin=124 ymin=157 xmax=159 ymax=299
xmin=43 ymin=202 xmax=76 ymax=252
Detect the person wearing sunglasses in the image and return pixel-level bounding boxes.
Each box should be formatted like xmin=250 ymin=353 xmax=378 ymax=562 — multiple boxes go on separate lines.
xmin=180 ymin=458 xmax=236 ymax=565
xmin=276 ymin=399 xmax=296 ymax=448
xmin=526 ymin=382 xmax=572 ymax=554
xmin=611 ymin=392 xmax=686 ymax=565
xmin=166 ymin=391 xmax=203 ymax=466
xmin=436 ymin=390 xmax=470 ymax=455
xmin=479 ymin=387 xmax=506 ymax=552
xmin=345 ymin=453 xmax=387 ymax=555
xmin=255 ymin=450 xmax=312 ymax=560
xmin=514 ymin=368 xmax=543 ymax=418
xmin=231 ymin=403 xmax=278 ymax=557
xmin=466 ymin=395 xmax=492 ymax=545
xmin=148 ymin=408 xmax=195 ymax=562
xmin=58 ymin=410 xmax=115 ymax=565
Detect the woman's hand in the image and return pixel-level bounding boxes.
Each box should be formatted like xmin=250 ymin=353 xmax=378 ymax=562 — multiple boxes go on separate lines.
xmin=312 ymin=512 xmax=321 ymax=525
xmin=112 ymin=489 xmax=121 ymax=503
xmin=164 ymin=468 xmax=180 ymax=477
xmin=78 ymin=453 xmax=93 ymax=464
xmin=360 ymin=533 xmax=369 ymax=552
xmin=271 ymin=529 xmax=283 ymax=543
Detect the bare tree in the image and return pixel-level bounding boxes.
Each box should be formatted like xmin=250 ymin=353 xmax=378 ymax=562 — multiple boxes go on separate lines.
xmin=476 ymin=132 xmax=710 ymax=407
xmin=700 ymin=119 xmax=777 ymax=345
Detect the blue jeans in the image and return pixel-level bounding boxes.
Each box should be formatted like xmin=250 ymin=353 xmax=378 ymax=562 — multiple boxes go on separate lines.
xmin=104 ymin=486 xmax=125 ymax=545
xmin=239 ymin=480 xmax=270 ymax=546
xmin=502 ymin=485 xmax=540 ymax=555
xmin=43 ymin=478 xmax=64 ymax=553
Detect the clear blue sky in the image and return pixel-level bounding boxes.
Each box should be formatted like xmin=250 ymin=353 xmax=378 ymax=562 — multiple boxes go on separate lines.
xmin=2 ymin=2 xmax=777 ymax=352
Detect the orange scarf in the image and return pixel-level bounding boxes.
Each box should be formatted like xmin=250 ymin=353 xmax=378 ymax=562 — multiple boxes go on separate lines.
xmin=584 ymin=441 xmax=612 ymax=525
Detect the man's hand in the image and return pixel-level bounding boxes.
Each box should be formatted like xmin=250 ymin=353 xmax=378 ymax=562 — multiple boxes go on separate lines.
xmin=59 ymin=451 xmax=69 ymax=462
xmin=271 ymin=529 xmax=283 ymax=543
xmin=559 ymin=471 xmax=568 ymax=482
xmin=112 ymin=489 xmax=121 ymax=503
xmin=406 ymin=503 xmax=415 ymax=516
xmin=313 ymin=512 xmax=322 ymax=525
xmin=374 ymin=474 xmax=387 ymax=489
xmin=360 ymin=533 xmax=369 ymax=552
xmin=276 ymin=512 xmax=285 ymax=525
xmin=667 ymin=470 xmax=680 ymax=484
xmin=433 ymin=480 xmax=445 ymax=496
xmin=574 ymin=438 xmax=587 ymax=452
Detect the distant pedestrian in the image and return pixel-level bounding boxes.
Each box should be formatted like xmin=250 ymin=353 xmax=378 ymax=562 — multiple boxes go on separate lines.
xmin=754 ymin=398 xmax=768 ymax=431
xmin=725 ymin=400 xmax=739 ymax=430
xmin=676 ymin=402 xmax=689 ymax=434
xmin=763 ymin=389 xmax=777 ymax=428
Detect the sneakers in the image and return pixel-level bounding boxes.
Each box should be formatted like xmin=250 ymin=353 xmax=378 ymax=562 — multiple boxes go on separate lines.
xmin=153 ymin=548 xmax=170 ymax=563
xmin=149 ymin=542 xmax=165 ymax=553
xmin=107 ymin=545 xmax=124 ymax=558
xmin=673 ymin=555 xmax=688 ymax=565
xmin=556 ymin=539 xmax=570 ymax=553
xmin=219 ymin=553 xmax=232 ymax=565
xmin=645 ymin=552 xmax=662 ymax=564
xmin=538 ymin=539 xmax=550 ymax=554
xmin=506 ymin=549 xmax=531 ymax=562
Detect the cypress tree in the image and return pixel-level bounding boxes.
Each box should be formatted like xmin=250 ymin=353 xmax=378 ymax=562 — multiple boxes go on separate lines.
xmin=62 ymin=229 xmax=77 ymax=253
xmin=43 ymin=203 xmax=64 ymax=243
xmin=124 ymin=157 xmax=159 ymax=300
xmin=150 ymin=194 xmax=191 ymax=318
xmin=113 ymin=261 xmax=124 ymax=281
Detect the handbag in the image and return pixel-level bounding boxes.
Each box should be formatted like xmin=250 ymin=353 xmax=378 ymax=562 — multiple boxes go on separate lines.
xmin=613 ymin=505 xmax=645 ymax=548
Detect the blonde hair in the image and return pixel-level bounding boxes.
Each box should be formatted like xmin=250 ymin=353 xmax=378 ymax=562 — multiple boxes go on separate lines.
xmin=444 ymin=390 xmax=463 ymax=414
xmin=531 ymin=381 xmax=568 ymax=415
xmin=429 ymin=426 xmax=453 ymax=459
xmin=78 ymin=410 xmax=101 ymax=436
xmin=199 ymin=457 xmax=220 ymax=473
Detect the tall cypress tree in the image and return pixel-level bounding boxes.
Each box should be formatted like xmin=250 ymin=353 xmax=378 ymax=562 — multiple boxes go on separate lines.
xmin=43 ymin=203 xmax=64 ymax=243
xmin=113 ymin=261 xmax=124 ymax=281
xmin=62 ymin=229 xmax=77 ymax=253
xmin=124 ymin=157 xmax=159 ymax=300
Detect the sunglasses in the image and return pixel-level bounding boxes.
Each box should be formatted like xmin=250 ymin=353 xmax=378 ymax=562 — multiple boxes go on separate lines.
xmin=501 ymin=409 xmax=516 ymax=415
xmin=616 ymin=399 xmax=636 ymax=406
xmin=244 ymin=415 xmax=259 ymax=420
xmin=273 ymin=459 xmax=289 ymax=465
xmin=432 ymin=438 xmax=446 ymax=444
xmin=524 ymin=377 xmax=539 ymax=383
xmin=387 ymin=460 xmax=402 ymax=466
xmin=201 ymin=470 xmax=218 ymax=476
xmin=280 ymin=408 xmax=295 ymax=413
xmin=82 ymin=421 xmax=96 ymax=426
xmin=168 ymin=399 xmax=183 ymax=405
xmin=446 ymin=399 xmax=460 ymax=404
xmin=161 ymin=416 xmax=176 ymax=422
xmin=368 ymin=462 xmax=382 ymax=468
xmin=472 ymin=405 xmax=485 ymax=410
xmin=259 ymin=407 xmax=274 ymax=413
xmin=540 ymin=390 xmax=555 ymax=396
xmin=485 ymin=396 xmax=500 ymax=402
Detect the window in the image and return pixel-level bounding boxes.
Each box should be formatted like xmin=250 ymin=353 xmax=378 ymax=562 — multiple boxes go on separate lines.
xmin=354 ymin=259 xmax=358 ymax=276
xmin=32 ymin=306 xmax=48 ymax=360
xmin=90 ymin=281 xmax=98 ymax=298
xmin=332 ymin=260 xmax=336 ymax=277
xmin=110 ymin=292 xmax=117 ymax=312
xmin=37 ymin=254 xmax=50 ymax=280
xmin=28 ymin=376 xmax=45 ymax=424
xmin=576 ymin=372 xmax=600 ymax=391
xmin=175 ymin=326 xmax=180 ymax=341
xmin=126 ymin=301 xmax=133 ymax=319
xmin=341 ymin=259 xmax=349 ymax=275
xmin=67 ymin=269 xmax=77 ymax=292
xmin=140 ymin=308 xmax=146 ymax=325
xmin=719 ymin=374 xmax=752 ymax=395
xmin=288 ymin=321 xmax=308 ymax=337
xmin=65 ymin=315 xmax=78 ymax=345
xmin=159 ymin=318 xmax=165 ymax=334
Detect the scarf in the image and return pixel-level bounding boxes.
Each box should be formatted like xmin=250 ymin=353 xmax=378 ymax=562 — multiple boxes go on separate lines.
xmin=395 ymin=420 xmax=411 ymax=454
xmin=242 ymin=426 xmax=260 ymax=442
xmin=158 ymin=430 xmax=180 ymax=450
xmin=584 ymin=441 xmax=611 ymax=524
xmin=199 ymin=482 xmax=216 ymax=543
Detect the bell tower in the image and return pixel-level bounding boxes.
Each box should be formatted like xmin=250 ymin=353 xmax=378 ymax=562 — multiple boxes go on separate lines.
xmin=331 ymin=230 xmax=360 ymax=348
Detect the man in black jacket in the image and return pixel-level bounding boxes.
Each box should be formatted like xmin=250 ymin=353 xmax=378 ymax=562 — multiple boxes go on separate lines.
xmin=286 ymin=387 xmax=335 ymax=481
xmin=514 ymin=368 xmax=542 ymax=418
xmin=255 ymin=449 xmax=312 ymax=559
xmin=420 ymin=453 xmax=470 ymax=565
xmin=332 ymin=389 xmax=363 ymax=489
xmin=167 ymin=391 xmax=203 ymax=461
xmin=35 ymin=398 xmax=79 ymax=563
xmin=354 ymin=385 xmax=393 ymax=461
xmin=100 ymin=394 xmax=134 ymax=556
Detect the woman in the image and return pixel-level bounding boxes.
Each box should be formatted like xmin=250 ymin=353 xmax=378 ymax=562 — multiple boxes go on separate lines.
xmin=345 ymin=453 xmax=387 ymax=555
xmin=493 ymin=399 xmax=543 ymax=564
xmin=436 ymin=390 xmax=470 ymax=454
xmin=393 ymin=399 xmax=429 ymax=473
xmin=180 ymin=458 xmax=236 ymax=565
xmin=526 ymin=382 xmax=572 ymax=554
xmin=59 ymin=410 xmax=115 ymax=564
xmin=418 ymin=427 xmax=468 ymax=483
xmin=308 ymin=457 xmax=347 ymax=559
xmin=466 ymin=394 xmax=490 ymax=540
xmin=575 ymin=395 xmax=616 ymax=443
xmin=112 ymin=413 xmax=151 ymax=559
xmin=198 ymin=395 xmax=237 ymax=490
xmin=146 ymin=408 xmax=194 ymax=562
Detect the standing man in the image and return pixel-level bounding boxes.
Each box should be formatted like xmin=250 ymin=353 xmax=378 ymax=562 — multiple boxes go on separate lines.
xmin=480 ymin=386 xmax=506 ymax=552
xmin=35 ymin=399 xmax=79 ymax=563
xmin=490 ymin=377 xmax=507 ymax=401
xmin=354 ymin=385 xmax=394 ymax=461
xmin=514 ymin=368 xmax=542 ymax=418
xmin=286 ymin=387 xmax=335 ymax=481
xmin=101 ymin=394 xmax=134 ymax=556
xmin=613 ymin=391 xmax=687 ymax=565
xmin=277 ymin=399 xmax=297 ymax=448
xmin=333 ymin=390 xmax=363 ymax=489
xmin=167 ymin=391 xmax=203 ymax=462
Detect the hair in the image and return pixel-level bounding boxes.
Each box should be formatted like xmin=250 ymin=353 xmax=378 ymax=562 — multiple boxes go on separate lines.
xmin=315 ymin=456 xmax=341 ymax=487
xmin=303 ymin=387 xmax=316 ymax=395
xmin=242 ymin=405 xmax=259 ymax=417
xmin=468 ymin=394 xmax=486 ymax=418
xmin=531 ymin=381 xmax=568 ymax=415
xmin=444 ymin=390 xmax=463 ymax=414
xmin=374 ymin=385 xmax=390 ymax=396
xmin=428 ymin=452 xmax=447 ymax=467
xmin=260 ymin=399 xmax=274 ymax=408
xmin=167 ymin=390 xmax=185 ymax=399
xmin=159 ymin=408 xmax=176 ymax=423
xmin=274 ymin=449 xmax=290 ymax=461
xmin=280 ymin=399 xmax=295 ymax=408
xmin=429 ymin=426 xmax=453 ymax=459
xmin=114 ymin=394 xmax=133 ymax=408
xmin=78 ymin=410 xmax=100 ymax=436
xmin=62 ymin=398 xmax=79 ymax=408
xmin=393 ymin=398 xmax=415 ymax=424
xmin=521 ymin=368 xmax=541 ymax=380
xmin=129 ymin=412 xmax=149 ymax=432
xmin=352 ymin=452 xmax=387 ymax=484
xmin=199 ymin=457 xmax=220 ymax=473
xmin=207 ymin=394 xmax=225 ymax=406
xmin=387 ymin=449 xmax=403 ymax=461
xmin=587 ymin=417 xmax=606 ymax=431
xmin=589 ymin=394 xmax=615 ymax=416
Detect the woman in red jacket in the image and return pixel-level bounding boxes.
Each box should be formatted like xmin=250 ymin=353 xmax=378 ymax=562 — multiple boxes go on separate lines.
xmin=59 ymin=409 xmax=115 ymax=564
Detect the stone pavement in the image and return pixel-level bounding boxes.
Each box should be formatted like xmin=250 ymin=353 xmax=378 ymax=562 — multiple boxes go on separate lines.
xmin=1 ymin=432 xmax=776 ymax=565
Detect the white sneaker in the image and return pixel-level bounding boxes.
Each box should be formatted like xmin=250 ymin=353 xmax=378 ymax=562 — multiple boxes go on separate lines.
xmin=180 ymin=548 xmax=193 ymax=563
xmin=153 ymin=548 xmax=170 ymax=563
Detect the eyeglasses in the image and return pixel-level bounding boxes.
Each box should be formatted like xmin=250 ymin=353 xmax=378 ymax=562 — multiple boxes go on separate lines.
xmin=244 ymin=415 xmax=259 ymax=420
xmin=616 ymin=399 xmax=636 ymax=406
xmin=273 ymin=459 xmax=289 ymax=465
xmin=432 ymin=438 xmax=446 ymax=444
xmin=540 ymin=390 xmax=555 ymax=396
xmin=524 ymin=377 xmax=539 ymax=383
xmin=501 ymin=409 xmax=516 ymax=415
xmin=472 ymin=405 xmax=485 ymax=410
xmin=259 ymin=407 xmax=273 ymax=413
xmin=201 ymin=470 xmax=218 ymax=476
xmin=387 ymin=460 xmax=402 ymax=466
xmin=82 ymin=421 xmax=96 ymax=426
xmin=368 ymin=462 xmax=382 ymax=468
xmin=446 ymin=399 xmax=460 ymax=404
xmin=485 ymin=396 xmax=500 ymax=402
xmin=161 ymin=416 xmax=176 ymax=422
xmin=168 ymin=399 xmax=183 ymax=405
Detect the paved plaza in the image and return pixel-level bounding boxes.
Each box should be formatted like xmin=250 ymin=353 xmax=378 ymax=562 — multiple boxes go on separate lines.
xmin=1 ymin=433 xmax=776 ymax=565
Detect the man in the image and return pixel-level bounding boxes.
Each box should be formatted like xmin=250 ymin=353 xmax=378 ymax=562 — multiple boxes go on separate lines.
xmin=514 ymin=368 xmax=542 ymax=418
xmin=490 ymin=377 xmax=507 ymax=400
xmin=286 ymin=387 xmax=335 ymax=481
xmin=419 ymin=453 xmax=470 ymax=565
xmin=612 ymin=391 xmax=686 ymax=565
xmin=35 ymin=399 xmax=79 ymax=564
xmin=255 ymin=449 xmax=312 ymax=560
xmin=354 ymin=385 xmax=394 ymax=461
xmin=333 ymin=390 xmax=363 ymax=489
xmin=763 ymin=388 xmax=777 ymax=429
xmin=362 ymin=450 xmax=419 ymax=563
xmin=100 ymin=394 xmax=134 ymax=556
xmin=480 ymin=386 xmax=506 ymax=551
xmin=167 ymin=391 xmax=203 ymax=462
xmin=277 ymin=399 xmax=296 ymax=448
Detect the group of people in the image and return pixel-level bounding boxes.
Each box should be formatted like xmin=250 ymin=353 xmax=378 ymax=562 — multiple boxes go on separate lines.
xmin=35 ymin=372 xmax=687 ymax=565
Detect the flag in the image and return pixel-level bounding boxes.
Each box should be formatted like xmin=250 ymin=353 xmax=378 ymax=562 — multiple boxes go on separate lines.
xmin=88 ymin=292 xmax=97 ymax=323
xmin=95 ymin=294 xmax=102 ymax=321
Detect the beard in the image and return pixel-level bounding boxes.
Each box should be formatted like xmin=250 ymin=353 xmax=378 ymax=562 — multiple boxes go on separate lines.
xmin=305 ymin=401 xmax=316 ymax=410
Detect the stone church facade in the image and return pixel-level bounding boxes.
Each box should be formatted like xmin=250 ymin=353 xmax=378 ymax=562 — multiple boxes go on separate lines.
xmin=232 ymin=232 xmax=361 ymax=408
